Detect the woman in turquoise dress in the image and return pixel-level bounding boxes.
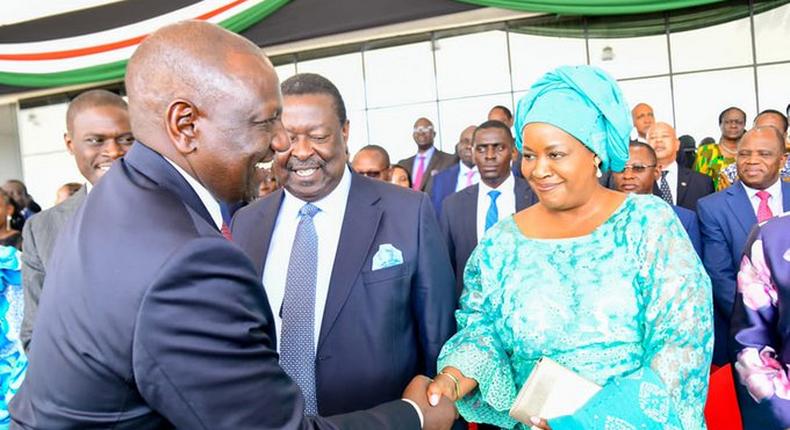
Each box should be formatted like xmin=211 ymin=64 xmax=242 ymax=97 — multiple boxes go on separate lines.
xmin=0 ymin=245 xmax=26 ymax=428
xmin=427 ymin=66 xmax=713 ymax=429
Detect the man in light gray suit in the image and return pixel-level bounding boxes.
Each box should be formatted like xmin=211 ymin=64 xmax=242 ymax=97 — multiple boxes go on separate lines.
xmin=20 ymin=89 xmax=133 ymax=351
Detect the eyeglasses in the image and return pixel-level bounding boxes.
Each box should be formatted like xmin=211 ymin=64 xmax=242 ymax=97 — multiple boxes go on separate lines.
xmin=413 ymin=126 xmax=434 ymax=133
xmin=622 ymin=164 xmax=656 ymax=173
xmin=357 ymin=170 xmax=383 ymax=178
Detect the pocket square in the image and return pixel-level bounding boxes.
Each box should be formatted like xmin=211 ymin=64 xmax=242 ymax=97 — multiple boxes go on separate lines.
xmin=371 ymin=243 xmax=403 ymax=271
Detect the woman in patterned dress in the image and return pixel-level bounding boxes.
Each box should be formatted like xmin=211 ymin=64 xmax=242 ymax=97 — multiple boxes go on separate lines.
xmin=0 ymin=245 xmax=26 ymax=428
xmin=427 ymin=65 xmax=713 ymax=430
xmin=694 ymin=107 xmax=746 ymax=190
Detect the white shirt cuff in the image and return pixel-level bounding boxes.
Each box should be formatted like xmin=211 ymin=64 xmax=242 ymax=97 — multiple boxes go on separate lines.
xmin=401 ymin=398 xmax=424 ymax=428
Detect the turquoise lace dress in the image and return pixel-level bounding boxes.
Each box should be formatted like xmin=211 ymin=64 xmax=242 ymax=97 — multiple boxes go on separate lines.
xmin=438 ymin=194 xmax=713 ymax=430
xmin=0 ymin=246 xmax=26 ymax=428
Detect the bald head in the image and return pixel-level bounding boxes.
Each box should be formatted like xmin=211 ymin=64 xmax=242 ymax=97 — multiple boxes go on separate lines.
xmin=631 ymin=103 xmax=655 ymax=139
xmin=124 ymin=21 xmax=286 ymax=202
xmin=645 ymin=122 xmax=679 ymax=167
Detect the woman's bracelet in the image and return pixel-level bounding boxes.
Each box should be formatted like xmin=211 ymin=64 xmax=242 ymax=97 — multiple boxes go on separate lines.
xmin=438 ymin=371 xmax=462 ymax=400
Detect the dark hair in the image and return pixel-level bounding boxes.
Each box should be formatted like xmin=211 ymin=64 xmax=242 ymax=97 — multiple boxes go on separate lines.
xmin=786 ymin=103 xmax=789 ymax=117
xmin=356 ymin=144 xmax=390 ymax=166
xmin=628 ymin=141 xmax=658 ymax=165
xmin=718 ymin=106 xmax=746 ymax=125
xmin=0 ymin=188 xmax=22 ymax=227
xmin=473 ymin=120 xmax=514 ymax=144
xmin=700 ymin=136 xmax=716 ymax=146
xmin=281 ymin=73 xmax=347 ymax=125
xmin=489 ymin=105 xmax=513 ymax=120
xmin=66 ymin=89 xmax=128 ymax=133
xmin=755 ymin=109 xmax=788 ymax=133
xmin=390 ymin=164 xmax=412 ymax=188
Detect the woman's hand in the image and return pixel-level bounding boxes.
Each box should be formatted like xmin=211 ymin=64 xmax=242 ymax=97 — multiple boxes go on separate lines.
xmin=427 ymin=373 xmax=458 ymax=405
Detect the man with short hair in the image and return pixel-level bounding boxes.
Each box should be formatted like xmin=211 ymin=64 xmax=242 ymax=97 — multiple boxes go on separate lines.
xmin=11 ymin=22 xmax=455 ymax=430
xmin=19 ymin=89 xmax=133 ymax=352
xmin=232 ymin=73 xmax=455 ymax=419
xmin=718 ymin=109 xmax=790 ymax=189
xmin=2 ymin=180 xmax=40 ymax=222
xmin=630 ymin=103 xmax=655 ymax=143
xmin=487 ymin=105 xmax=513 ymax=128
xmin=397 ymin=118 xmax=456 ymax=192
xmin=440 ymin=120 xmax=537 ymax=296
xmin=645 ymin=122 xmax=713 ymax=211
xmin=429 ymin=125 xmax=477 ymax=218
xmin=612 ymin=142 xmax=702 ymax=256
xmin=351 ymin=144 xmax=391 ymax=181
xmin=698 ymin=125 xmax=790 ymax=366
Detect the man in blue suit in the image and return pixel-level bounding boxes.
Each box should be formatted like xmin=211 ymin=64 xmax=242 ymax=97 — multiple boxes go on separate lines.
xmin=698 ymin=126 xmax=790 ymax=366
xmin=612 ymin=142 xmax=703 ymax=256
xmin=232 ymin=73 xmax=456 ymax=418
xmin=429 ymin=125 xmax=477 ymax=218
xmin=10 ymin=22 xmax=455 ymax=430
xmin=440 ymin=121 xmax=538 ymax=296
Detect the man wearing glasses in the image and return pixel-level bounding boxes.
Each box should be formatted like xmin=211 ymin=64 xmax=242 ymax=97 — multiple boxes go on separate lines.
xmin=612 ymin=141 xmax=702 ymax=257
xmin=646 ymin=122 xmax=713 ymax=211
xmin=351 ymin=144 xmax=391 ymax=182
xmin=397 ymin=118 xmax=457 ymax=192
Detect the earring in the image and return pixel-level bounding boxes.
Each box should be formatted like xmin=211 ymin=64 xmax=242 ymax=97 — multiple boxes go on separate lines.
xmin=5 ymin=215 xmax=10 ymax=231
xmin=594 ymin=156 xmax=602 ymax=178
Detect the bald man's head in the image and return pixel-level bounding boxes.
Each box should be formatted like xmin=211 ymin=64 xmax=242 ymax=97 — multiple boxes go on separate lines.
xmin=645 ymin=122 xmax=680 ymax=167
xmin=631 ymin=103 xmax=655 ymax=139
xmin=125 ymin=21 xmax=287 ymax=202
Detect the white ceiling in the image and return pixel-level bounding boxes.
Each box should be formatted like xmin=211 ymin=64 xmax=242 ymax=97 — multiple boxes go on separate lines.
xmin=1 ymin=0 xmax=124 ymax=26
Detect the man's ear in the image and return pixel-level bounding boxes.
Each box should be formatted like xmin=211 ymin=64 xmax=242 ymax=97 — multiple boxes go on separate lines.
xmin=64 ymin=132 xmax=74 ymax=155
xmin=166 ymin=99 xmax=199 ymax=155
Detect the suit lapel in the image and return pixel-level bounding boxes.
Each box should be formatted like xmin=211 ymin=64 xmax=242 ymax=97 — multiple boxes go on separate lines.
xmin=460 ymin=185 xmax=478 ymax=244
xmin=318 ymin=176 xmax=382 ymax=350
xmin=726 ymin=182 xmax=757 ymax=236
xmin=250 ymin=190 xmax=284 ymax=279
xmin=514 ymin=176 xmax=537 ymax=210
xmin=676 ymin=167 xmax=691 ymax=206
xmin=783 ymin=182 xmax=790 ymax=212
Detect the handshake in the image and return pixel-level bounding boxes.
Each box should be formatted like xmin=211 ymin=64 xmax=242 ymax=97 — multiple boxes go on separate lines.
xmin=401 ymin=375 xmax=458 ymax=430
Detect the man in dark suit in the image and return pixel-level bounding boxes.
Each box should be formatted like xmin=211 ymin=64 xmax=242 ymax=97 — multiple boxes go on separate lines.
xmin=646 ymin=122 xmax=714 ymax=211
xmin=11 ymin=22 xmax=454 ymax=430
xmin=440 ymin=120 xmax=538 ymax=296
xmin=698 ymin=126 xmax=790 ymax=366
xmin=19 ymin=89 xmax=133 ymax=352
xmin=232 ymin=73 xmax=456 ymax=418
xmin=612 ymin=141 xmax=702 ymax=256
xmin=397 ymin=117 xmax=457 ymax=193
xmin=429 ymin=125 xmax=477 ymax=218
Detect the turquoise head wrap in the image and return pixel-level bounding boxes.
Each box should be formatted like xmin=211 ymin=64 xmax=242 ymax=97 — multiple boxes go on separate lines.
xmin=514 ymin=65 xmax=631 ymax=173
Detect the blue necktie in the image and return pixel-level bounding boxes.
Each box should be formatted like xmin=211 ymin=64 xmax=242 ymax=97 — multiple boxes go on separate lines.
xmin=280 ymin=203 xmax=320 ymax=415
xmin=485 ymin=190 xmax=501 ymax=231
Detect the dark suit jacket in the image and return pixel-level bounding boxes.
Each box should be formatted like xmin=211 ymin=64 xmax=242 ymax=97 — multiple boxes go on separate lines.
xmin=429 ymin=163 xmax=460 ymax=219
xmin=19 ymin=186 xmax=86 ymax=352
xmin=397 ymin=148 xmax=457 ymax=193
xmin=231 ymin=174 xmax=455 ymax=417
xmin=439 ymin=176 xmax=538 ymax=296
xmin=10 ymin=143 xmax=418 ymax=430
xmin=697 ymin=180 xmax=790 ymax=365
xmin=672 ymin=205 xmax=702 ymax=258
xmin=653 ymin=166 xmax=714 ymax=211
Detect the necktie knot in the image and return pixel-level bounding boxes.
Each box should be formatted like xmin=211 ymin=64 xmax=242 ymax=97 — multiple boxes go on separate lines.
xmin=299 ymin=203 xmax=320 ymax=219
xmin=756 ymin=190 xmax=771 ymax=203
xmin=488 ymin=190 xmax=501 ymax=201
xmin=661 ymin=170 xmax=669 ymax=178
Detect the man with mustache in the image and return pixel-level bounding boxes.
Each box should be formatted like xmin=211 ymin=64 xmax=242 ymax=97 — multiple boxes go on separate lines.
xmin=11 ymin=22 xmax=455 ymax=430
xmin=232 ymin=72 xmax=456 ymax=419
xmin=19 ymin=89 xmax=133 ymax=352
xmin=698 ymin=125 xmax=790 ymax=366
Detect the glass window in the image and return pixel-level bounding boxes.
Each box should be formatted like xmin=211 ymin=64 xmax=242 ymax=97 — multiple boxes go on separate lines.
xmin=509 ymin=32 xmax=587 ymax=92
xmin=297 ymin=53 xmax=366 ymax=113
xmin=672 ymin=67 xmax=756 ymax=143
xmin=18 ymin=103 xmax=69 ymax=156
xmin=756 ymin=63 xmax=790 ymax=114
xmin=22 ymin=152 xmax=82 ymax=209
xmin=754 ymin=3 xmax=790 ymax=64
xmin=366 ymin=102 xmax=440 ymax=164
xmin=274 ymin=63 xmax=297 ymax=83
xmin=434 ymin=30 xmax=511 ymax=99
xmin=438 ymin=93 xmax=513 ymax=151
xmin=670 ymin=14 xmax=752 ymax=73
xmin=589 ymin=35 xmax=669 ymax=80
xmin=616 ymin=77 xmax=673 ymax=138
xmin=364 ymin=42 xmax=437 ymax=108
xmin=345 ymin=109 xmax=370 ymax=159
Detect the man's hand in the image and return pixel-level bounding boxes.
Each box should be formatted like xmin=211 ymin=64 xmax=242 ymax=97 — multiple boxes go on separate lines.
xmin=402 ymin=375 xmax=457 ymax=430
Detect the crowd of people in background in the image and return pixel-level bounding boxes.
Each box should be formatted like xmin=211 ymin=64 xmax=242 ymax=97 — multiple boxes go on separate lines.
xmin=0 ymin=20 xmax=789 ymax=430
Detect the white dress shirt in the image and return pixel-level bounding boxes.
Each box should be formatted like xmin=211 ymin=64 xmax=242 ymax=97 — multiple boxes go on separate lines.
xmin=742 ymin=179 xmax=784 ymax=219
xmin=263 ymin=167 xmax=352 ymax=352
xmin=165 ymin=157 xmax=223 ymax=230
xmin=410 ymin=146 xmax=435 ymax=182
xmin=455 ymin=162 xmax=479 ymax=192
xmin=657 ymin=160 xmax=679 ymax=205
xmin=476 ymin=174 xmax=516 ymax=240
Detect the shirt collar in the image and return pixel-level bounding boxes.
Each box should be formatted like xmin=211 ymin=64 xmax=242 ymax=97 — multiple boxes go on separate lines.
xmin=742 ymin=178 xmax=783 ymax=200
xmin=661 ymin=160 xmax=677 ymax=174
xmin=163 ymin=157 xmax=224 ymax=230
xmin=418 ymin=146 xmax=436 ymax=159
xmin=282 ymin=165 xmax=352 ymax=219
xmin=458 ymin=162 xmax=477 ymax=175
xmin=84 ymin=181 xmax=92 ymax=194
xmin=478 ymin=172 xmax=514 ymax=194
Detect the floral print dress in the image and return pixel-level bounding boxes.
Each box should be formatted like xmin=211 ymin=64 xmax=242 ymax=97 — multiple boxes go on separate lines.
xmin=0 ymin=246 xmax=26 ymax=428
xmin=731 ymin=212 xmax=790 ymax=429
xmin=694 ymin=143 xmax=735 ymax=191
xmin=438 ymin=194 xmax=713 ymax=429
